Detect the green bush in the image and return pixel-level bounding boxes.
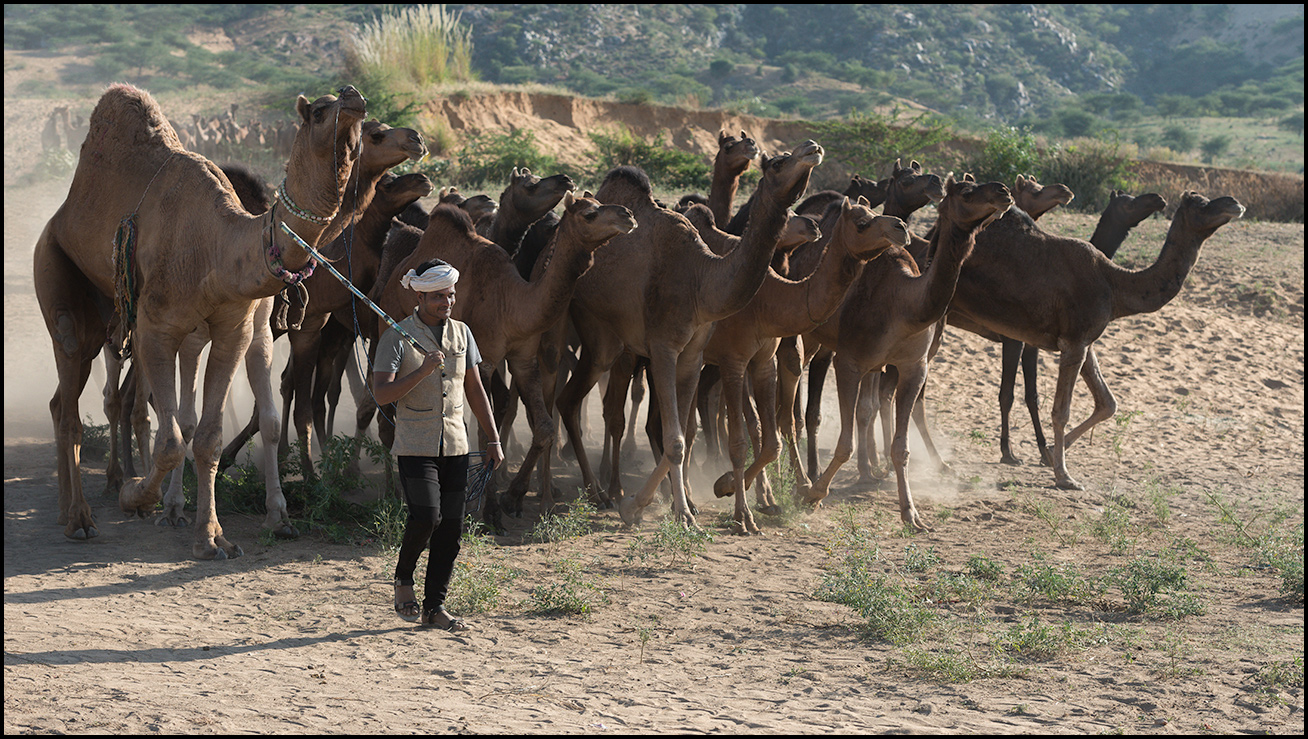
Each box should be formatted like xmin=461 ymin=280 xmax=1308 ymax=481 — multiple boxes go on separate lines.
xmin=588 ymin=127 xmax=711 ymax=191
xmin=961 ymin=126 xmax=1040 ymax=185
xmin=452 ymin=129 xmax=566 ymax=189
xmin=1036 ymin=136 xmax=1136 ymax=214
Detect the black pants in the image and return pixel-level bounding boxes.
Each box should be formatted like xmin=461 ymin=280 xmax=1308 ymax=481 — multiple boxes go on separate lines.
xmin=394 ymin=455 xmax=468 ymax=610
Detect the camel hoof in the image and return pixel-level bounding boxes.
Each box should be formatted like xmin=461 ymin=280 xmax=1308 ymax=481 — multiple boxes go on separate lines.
xmin=712 ymin=472 xmax=736 ymax=498
xmin=65 ymin=525 xmax=99 ymax=541
xmin=618 ymin=496 xmax=642 ymax=526
xmin=1056 ymin=477 xmax=1084 ymax=491
xmin=758 ymin=505 xmax=782 ymax=516
xmin=272 ymin=524 xmax=300 ymax=539
xmin=1000 ymin=454 xmax=1023 ymax=466
xmin=194 ymin=540 xmax=244 ymax=560
xmin=156 ymin=513 xmax=190 ymax=528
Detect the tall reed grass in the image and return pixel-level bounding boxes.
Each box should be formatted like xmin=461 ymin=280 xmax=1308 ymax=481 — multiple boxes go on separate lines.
xmin=347 ymin=5 xmax=474 ymax=90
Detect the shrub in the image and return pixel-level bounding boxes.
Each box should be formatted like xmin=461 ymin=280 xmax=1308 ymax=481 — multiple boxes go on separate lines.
xmin=451 ymin=129 xmax=565 ymax=189
xmin=1035 ymin=136 xmax=1136 ymax=214
xmin=588 ymin=127 xmax=711 ymax=192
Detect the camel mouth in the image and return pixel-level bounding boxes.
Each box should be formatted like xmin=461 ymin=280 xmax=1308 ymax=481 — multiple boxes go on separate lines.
xmin=793 ymin=141 xmax=824 ymax=165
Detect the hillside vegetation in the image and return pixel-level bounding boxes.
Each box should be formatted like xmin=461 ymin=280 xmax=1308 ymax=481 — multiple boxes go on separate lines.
xmin=3 ymin=3 xmax=1302 ymax=218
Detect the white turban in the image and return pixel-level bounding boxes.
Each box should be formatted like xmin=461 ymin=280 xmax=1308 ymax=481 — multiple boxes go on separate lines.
xmin=401 ymin=262 xmax=460 ymax=292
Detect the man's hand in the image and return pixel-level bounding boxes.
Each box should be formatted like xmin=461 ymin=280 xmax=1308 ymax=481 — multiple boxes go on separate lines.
xmin=420 ymin=349 xmax=445 ymax=376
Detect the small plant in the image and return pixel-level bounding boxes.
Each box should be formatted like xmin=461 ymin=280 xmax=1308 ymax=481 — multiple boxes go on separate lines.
xmin=903 ymin=543 xmax=941 ymax=573
xmin=80 ymin=416 xmax=111 ymax=464
xmin=625 ymin=516 xmax=715 ymax=570
xmin=524 ymin=555 xmax=609 ymax=617
xmin=1109 ymin=409 xmax=1144 ymax=462
xmin=446 ymin=526 xmax=521 ymax=615
xmin=996 ymin=615 xmax=1085 ymax=662
xmin=1014 ymin=558 xmax=1099 ymax=605
xmin=635 ymin=623 xmax=655 ymax=664
xmin=1090 ymin=496 xmax=1137 ymax=555
xmin=967 ymin=553 xmax=1006 ymax=582
xmin=1249 ymin=657 xmax=1305 ymax=706
xmin=1023 ymin=497 xmax=1079 ymax=547
xmin=1109 ymin=556 xmax=1204 ymax=618
xmin=527 ymin=499 xmax=597 ymax=546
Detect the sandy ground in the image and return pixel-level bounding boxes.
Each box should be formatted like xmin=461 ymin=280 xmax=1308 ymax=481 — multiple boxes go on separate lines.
xmin=5 ymin=91 xmax=1305 ymax=733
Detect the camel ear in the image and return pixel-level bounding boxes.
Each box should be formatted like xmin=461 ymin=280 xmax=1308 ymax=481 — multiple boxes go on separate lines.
xmin=563 ymin=190 xmax=576 ymax=208
xmin=893 ymin=158 xmax=904 ymax=173
xmin=583 ymin=190 xmax=594 ymax=198
xmin=719 ymin=130 xmax=729 ymax=143
xmin=910 ymin=160 xmax=922 ymax=172
xmin=511 ymin=166 xmax=520 ymax=179
xmin=857 ymin=195 xmax=870 ymax=207
xmin=296 ymin=94 xmax=312 ymax=123
xmin=1015 ymin=174 xmax=1027 ymax=189
xmin=963 ymin=173 xmax=976 ymax=183
xmin=945 ymin=173 xmax=958 ymax=189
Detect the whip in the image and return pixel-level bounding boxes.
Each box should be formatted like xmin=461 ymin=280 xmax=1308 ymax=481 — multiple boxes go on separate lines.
xmin=278 ymin=221 xmax=437 ymax=363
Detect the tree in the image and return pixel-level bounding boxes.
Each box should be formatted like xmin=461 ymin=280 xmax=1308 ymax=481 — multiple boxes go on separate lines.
xmin=1159 ymin=124 xmax=1197 ymax=153
xmin=1280 ymin=111 xmax=1304 ymax=137
xmin=1199 ymin=134 xmax=1232 ymax=164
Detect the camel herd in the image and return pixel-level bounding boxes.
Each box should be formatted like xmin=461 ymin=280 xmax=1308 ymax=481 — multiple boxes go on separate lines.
xmin=35 ymin=86 xmax=1246 ymax=559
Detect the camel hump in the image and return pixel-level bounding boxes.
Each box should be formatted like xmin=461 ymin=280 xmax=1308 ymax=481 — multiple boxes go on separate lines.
xmin=87 ymin=83 xmax=184 ymax=156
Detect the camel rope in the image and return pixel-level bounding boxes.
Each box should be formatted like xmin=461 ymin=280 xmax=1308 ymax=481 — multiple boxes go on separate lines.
xmin=112 ymin=152 xmax=177 ymax=360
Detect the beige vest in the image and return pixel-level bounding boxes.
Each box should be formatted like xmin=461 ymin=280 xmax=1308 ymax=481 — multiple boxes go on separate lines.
xmin=390 ymin=311 xmax=471 ymax=457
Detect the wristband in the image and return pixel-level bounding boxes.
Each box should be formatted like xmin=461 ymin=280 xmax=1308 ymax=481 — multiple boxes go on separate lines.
xmin=487 ymin=442 xmax=502 ymax=446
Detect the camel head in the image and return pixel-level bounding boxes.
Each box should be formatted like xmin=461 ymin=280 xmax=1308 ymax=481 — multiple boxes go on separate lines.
xmin=887 ymin=158 xmax=946 ymax=213
xmin=717 ymin=129 xmax=761 ymax=174
xmin=832 ymin=196 xmax=910 ymax=261
xmin=438 ymin=186 xmax=464 ymax=205
xmin=778 ymin=212 xmax=821 ymax=253
xmin=1169 ymin=192 xmax=1245 ymax=240
xmin=360 ymin=119 xmax=428 ymax=172
xmin=286 ymin=85 xmax=368 ymax=221
xmin=504 ymin=167 xmax=577 ymax=221
xmin=844 ymin=174 xmax=891 ymax=210
xmin=459 ymin=194 xmax=498 ymax=226
xmin=1013 ymin=174 xmax=1074 ymax=220
xmin=758 ymin=140 xmax=824 ymax=204
xmin=1105 ymin=190 xmax=1167 ymax=229
xmin=376 ymin=172 xmax=435 ymax=213
xmin=940 ymin=175 xmax=1013 ymax=232
xmin=559 ymin=190 xmax=638 ymax=253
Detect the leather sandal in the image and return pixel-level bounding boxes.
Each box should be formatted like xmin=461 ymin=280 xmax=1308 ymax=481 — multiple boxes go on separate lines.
xmin=393 ymin=580 xmax=420 ymax=623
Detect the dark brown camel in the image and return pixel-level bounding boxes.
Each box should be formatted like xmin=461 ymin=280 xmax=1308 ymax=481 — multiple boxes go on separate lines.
xmin=947 ymin=191 xmax=1244 ymax=490
xmin=799 ymin=176 xmax=1013 ymax=530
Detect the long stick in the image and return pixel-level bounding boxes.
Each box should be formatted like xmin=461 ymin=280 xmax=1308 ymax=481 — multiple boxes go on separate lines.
xmin=278 ymin=221 xmax=432 ymax=356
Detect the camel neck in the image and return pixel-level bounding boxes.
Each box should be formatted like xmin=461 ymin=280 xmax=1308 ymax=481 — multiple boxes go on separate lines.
xmin=1109 ymin=219 xmax=1204 ymax=320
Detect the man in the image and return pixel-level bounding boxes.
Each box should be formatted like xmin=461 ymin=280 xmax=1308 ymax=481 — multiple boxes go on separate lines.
xmin=372 ymin=259 xmax=504 ymax=630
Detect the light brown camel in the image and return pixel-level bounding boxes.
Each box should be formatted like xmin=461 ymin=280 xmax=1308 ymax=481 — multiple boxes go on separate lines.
xmin=946 ymin=190 xmax=1240 ymax=490
xmin=782 ymin=158 xmax=946 ymax=480
xmin=987 ymin=188 xmax=1166 ymax=466
xmin=277 ymin=121 xmax=427 ymax=478
xmin=631 ymin=206 xmax=824 ymax=481
xmin=799 ymin=176 xmax=1013 ymax=530
xmin=34 ymin=83 xmax=365 ymax=557
xmin=694 ymin=198 xmax=909 ymax=533
xmin=557 ymin=141 xmax=824 ymax=528
xmin=367 ymin=193 xmax=636 ymax=528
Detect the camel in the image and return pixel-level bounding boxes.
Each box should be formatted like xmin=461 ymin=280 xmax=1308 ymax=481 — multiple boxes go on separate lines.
xmin=366 ymin=193 xmax=636 ymax=526
xmin=35 ymin=83 xmax=366 ymax=557
xmin=985 ymin=188 xmax=1165 ymax=466
xmin=478 ymin=167 xmax=576 ymax=253
xmin=781 ymin=159 xmax=945 ymax=480
xmin=795 ymin=173 xmax=891 ymax=218
xmin=557 ymin=140 xmax=824 ymax=528
xmin=706 ymin=130 xmax=761 ymax=227
xmin=693 ymin=198 xmax=909 ymax=533
xmin=798 ymin=175 xmax=1014 ymax=530
xmin=945 ymin=191 xmax=1237 ymax=493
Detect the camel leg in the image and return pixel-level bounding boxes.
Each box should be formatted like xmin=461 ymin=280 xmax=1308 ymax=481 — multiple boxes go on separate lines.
xmin=620 ymin=346 xmax=698 ymax=529
xmin=182 ymin=316 xmax=255 ymax=559
xmin=503 ymin=356 xmax=559 ymax=516
xmin=909 ymin=387 xmax=949 ymax=473
xmin=695 ymin=365 xmax=723 ymax=470
xmin=775 ymin=342 xmax=810 ymax=493
xmin=287 ymin=325 xmax=325 ymax=481
xmin=891 ymin=361 xmax=933 ymax=532
xmin=1024 ymin=346 xmax=1052 ymax=466
xmin=118 ymin=327 xmax=188 ymax=522
xmin=557 ymin=334 xmax=621 ymax=508
xmin=622 ymin=358 xmax=645 ymax=464
xmin=158 ymin=330 xmax=207 ymax=527
xmin=599 ymin=354 xmax=637 ymax=506
xmin=245 ymin=298 xmax=296 ymax=537
xmin=855 ymin=372 xmax=881 ymax=482
xmin=1065 ymin=347 xmax=1117 ymax=448
xmin=800 ymin=357 xmax=863 ymax=507
xmin=709 ymin=358 xmax=758 ymax=534
xmin=1049 ymin=345 xmax=1089 ymax=491
xmin=997 ymin=338 xmax=1024 ymax=465
xmin=102 ymin=343 xmax=126 ymax=496
xmin=742 ymin=354 xmax=782 ymax=516
xmin=803 ymin=348 xmax=833 ymax=480
xmin=45 ymin=314 xmax=106 ymax=537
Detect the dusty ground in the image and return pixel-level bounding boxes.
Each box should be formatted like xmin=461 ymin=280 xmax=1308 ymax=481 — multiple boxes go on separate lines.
xmin=5 ymin=75 xmax=1305 ymax=734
